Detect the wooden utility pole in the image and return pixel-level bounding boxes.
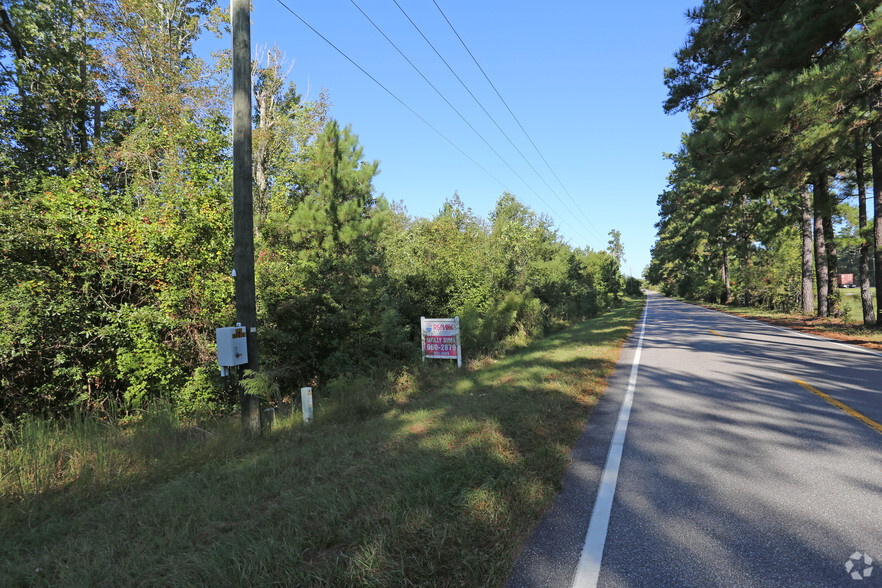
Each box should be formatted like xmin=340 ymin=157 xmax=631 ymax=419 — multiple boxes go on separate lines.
xmin=232 ymin=0 xmax=261 ymax=435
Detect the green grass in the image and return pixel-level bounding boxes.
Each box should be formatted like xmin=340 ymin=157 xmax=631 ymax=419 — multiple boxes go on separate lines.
xmin=0 ymin=297 xmax=645 ymax=586
xmin=838 ymin=287 xmax=877 ymax=323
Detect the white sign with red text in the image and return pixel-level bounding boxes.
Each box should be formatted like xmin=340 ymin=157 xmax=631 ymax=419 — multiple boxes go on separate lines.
xmin=421 ymin=316 xmax=462 ymax=367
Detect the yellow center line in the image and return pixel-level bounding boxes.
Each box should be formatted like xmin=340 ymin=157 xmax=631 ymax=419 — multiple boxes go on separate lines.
xmin=709 ymin=329 xmax=724 ymax=338
xmin=791 ymin=377 xmax=882 ymax=435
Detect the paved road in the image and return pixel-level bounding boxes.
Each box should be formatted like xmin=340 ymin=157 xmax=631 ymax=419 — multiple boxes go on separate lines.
xmin=508 ymin=292 xmax=882 ymax=587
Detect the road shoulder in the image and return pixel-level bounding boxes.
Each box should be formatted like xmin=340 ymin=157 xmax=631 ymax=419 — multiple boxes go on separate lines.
xmin=505 ymin=297 xmax=649 ymax=588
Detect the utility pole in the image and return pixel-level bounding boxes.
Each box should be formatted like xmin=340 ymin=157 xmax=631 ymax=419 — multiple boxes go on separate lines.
xmin=232 ymin=0 xmax=261 ymax=436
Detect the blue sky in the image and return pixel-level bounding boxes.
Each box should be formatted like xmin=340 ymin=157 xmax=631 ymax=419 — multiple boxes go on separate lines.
xmin=213 ymin=0 xmax=698 ymax=276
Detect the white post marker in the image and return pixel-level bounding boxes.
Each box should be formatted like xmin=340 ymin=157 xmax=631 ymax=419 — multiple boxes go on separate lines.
xmin=301 ymin=387 xmax=314 ymax=424
xmin=572 ymin=299 xmax=650 ymax=587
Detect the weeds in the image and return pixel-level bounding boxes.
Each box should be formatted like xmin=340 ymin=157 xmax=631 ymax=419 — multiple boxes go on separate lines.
xmin=0 ymin=298 xmax=645 ymax=586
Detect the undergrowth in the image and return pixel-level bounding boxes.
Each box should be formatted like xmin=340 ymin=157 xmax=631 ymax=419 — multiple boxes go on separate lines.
xmin=0 ymin=297 xmax=645 ymax=586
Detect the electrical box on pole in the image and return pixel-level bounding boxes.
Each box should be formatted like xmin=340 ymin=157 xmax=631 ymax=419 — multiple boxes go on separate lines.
xmin=216 ymin=325 xmax=248 ymax=377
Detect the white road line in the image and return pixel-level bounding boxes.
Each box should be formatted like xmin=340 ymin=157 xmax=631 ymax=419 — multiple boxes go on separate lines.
xmin=571 ymin=297 xmax=650 ymax=588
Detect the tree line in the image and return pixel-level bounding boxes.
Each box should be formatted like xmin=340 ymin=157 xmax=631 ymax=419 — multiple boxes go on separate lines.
xmin=648 ymin=0 xmax=882 ymax=325
xmin=0 ymin=0 xmax=634 ymax=419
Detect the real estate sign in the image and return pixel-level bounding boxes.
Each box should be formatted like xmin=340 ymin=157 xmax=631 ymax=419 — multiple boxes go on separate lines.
xmin=421 ymin=316 xmax=462 ymax=367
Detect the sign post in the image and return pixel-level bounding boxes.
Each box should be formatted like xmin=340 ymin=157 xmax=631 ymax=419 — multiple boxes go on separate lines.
xmin=421 ymin=316 xmax=462 ymax=367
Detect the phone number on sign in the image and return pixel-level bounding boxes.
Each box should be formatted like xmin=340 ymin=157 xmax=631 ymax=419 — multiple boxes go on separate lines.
xmin=424 ymin=335 xmax=457 ymax=356
xmin=425 ymin=343 xmax=455 ymax=352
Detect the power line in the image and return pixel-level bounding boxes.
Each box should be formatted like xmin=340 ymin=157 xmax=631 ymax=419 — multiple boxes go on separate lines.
xmin=351 ymin=0 xmax=591 ymax=243
xmin=389 ymin=1 xmax=579 ymax=230
xmin=431 ymin=0 xmax=606 ymax=246
xmin=392 ymin=0 xmax=598 ymax=246
xmin=273 ymin=0 xmax=591 ymax=245
xmin=273 ymin=0 xmax=507 ymax=191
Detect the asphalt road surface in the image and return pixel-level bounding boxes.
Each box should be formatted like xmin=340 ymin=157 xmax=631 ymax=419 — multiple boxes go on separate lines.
xmin=508 ymin=292 xmax=882 ymax=587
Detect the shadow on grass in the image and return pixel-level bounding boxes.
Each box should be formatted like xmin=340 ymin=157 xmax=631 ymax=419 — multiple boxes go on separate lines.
xmin=0 ymin=299 xmax=645 ymax=586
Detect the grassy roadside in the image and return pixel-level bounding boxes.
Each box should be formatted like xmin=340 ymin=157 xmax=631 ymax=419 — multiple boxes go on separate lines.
xmin=688 ymin=298 xmax=882 ymax=352
xmin=1 ymin=297 xmax=645 ymax=586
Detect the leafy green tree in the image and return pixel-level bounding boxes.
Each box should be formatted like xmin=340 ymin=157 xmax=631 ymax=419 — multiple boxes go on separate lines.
xmin=0 ymin=0 xmax=632 ymax=420
xmin=384 ymin=191 xmax=612 ymax=354
xmin=0 ymin=0 xmax=237 ymax=418
xmin=598 ymin=252 xmax=622 ymax=302
xmin=489 ymin=191 xmax=557 ymax=292
xmin=0 ymin=0 xmax=103 ymax=182
xmin=384 ymin=193 xmax=494 ymax=318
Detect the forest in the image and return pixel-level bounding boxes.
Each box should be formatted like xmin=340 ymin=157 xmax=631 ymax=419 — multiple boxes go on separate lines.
xmin=649 ymin=0 xmax=882 ymax=325
xmin=0 ymin=0 xmax=634 ymax=420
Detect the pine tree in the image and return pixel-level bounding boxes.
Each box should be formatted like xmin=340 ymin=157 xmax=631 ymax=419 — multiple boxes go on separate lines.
xmin=655 ymin=0 xmax=882 ymax=320
xmin=855 ymin=144 xmax=876 ymax=324
xmin=606 ymin=229 xmax=625 ymax=268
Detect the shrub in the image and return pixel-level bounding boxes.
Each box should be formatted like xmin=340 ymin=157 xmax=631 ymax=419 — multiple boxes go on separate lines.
xmin=624 ymin=277 xmax=643 ymax=297
xmin=176 ymin=367 xmax=228 ymax=417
